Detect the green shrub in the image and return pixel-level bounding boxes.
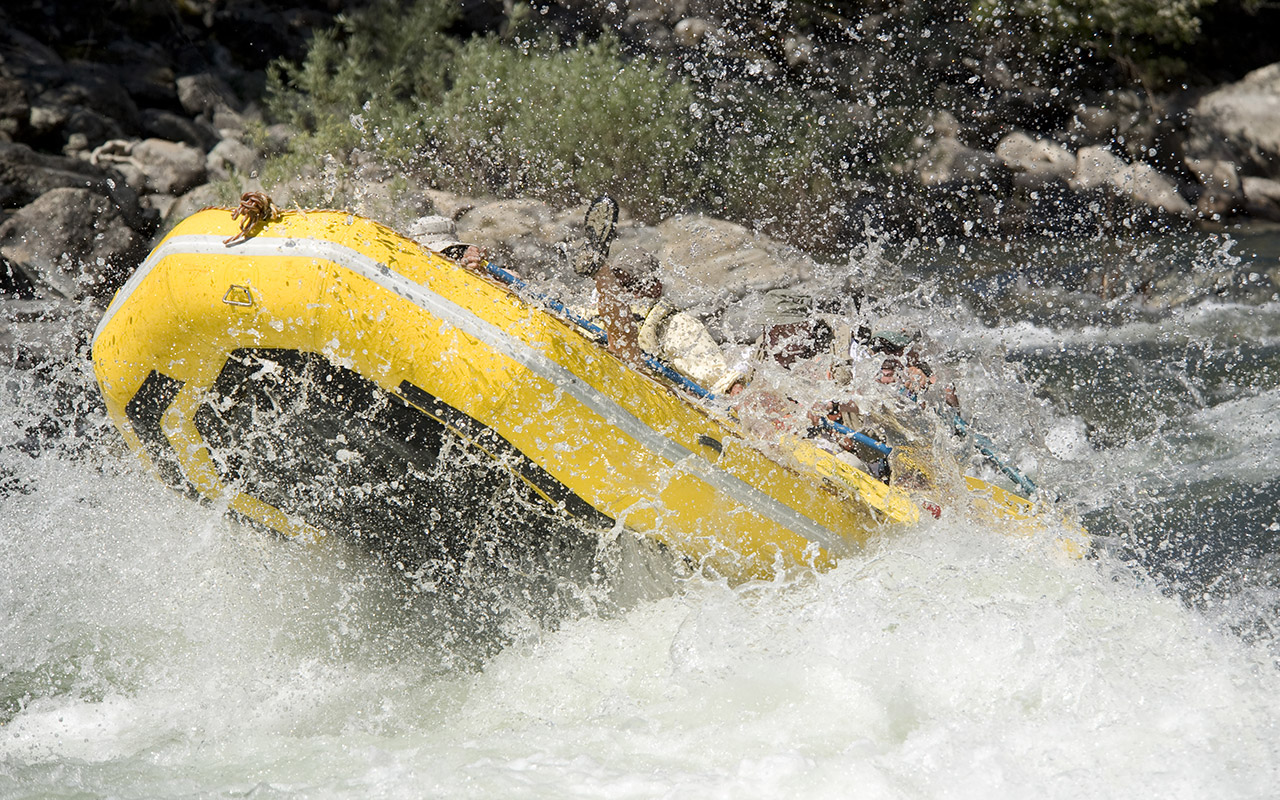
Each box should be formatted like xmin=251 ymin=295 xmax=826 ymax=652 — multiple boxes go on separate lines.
xmin=263 ymin=0 xmax=459 ymax=189
xmin=422 ymin=36 xmax=703 ymax=222
xmin=973 ymin=0 xmax=1215 ymax=84
xmin=259 ymin=5 xmax=916 ymax=250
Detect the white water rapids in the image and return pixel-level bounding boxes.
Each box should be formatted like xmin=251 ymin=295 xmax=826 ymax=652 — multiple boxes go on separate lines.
xmin=3 ymin=233 xmax=1280 ymax=798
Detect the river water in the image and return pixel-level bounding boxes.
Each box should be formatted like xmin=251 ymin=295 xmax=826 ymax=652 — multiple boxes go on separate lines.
xmin=2 ymin=223 xmax=1278 ymax=798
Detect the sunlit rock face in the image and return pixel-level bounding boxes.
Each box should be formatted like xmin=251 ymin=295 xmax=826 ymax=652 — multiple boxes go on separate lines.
xmin=1189 ymin=63 xmax=1280 ymax=180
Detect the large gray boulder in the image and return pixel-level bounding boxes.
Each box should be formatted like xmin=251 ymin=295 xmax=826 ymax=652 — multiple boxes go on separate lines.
xmin=0 ymin=187 xmax=145 ymax=301
xmin=456 ymin=198 xmax=572 ymax=271
xmin=206 ymin=137 xmax=258 ymax=182
xmin=1184 ymin=157 xmax=1245 ymax=219
xmin=914 ymin=136 xmax=1007 ymax=188
xmin=0 ymin=141 xmax=148 ymax=230
xmin=654 ymin=213 xmax=815 ymax=312
xmin=1 ymin=140 xmax=106 ymax=207
xmin=176 ymin=73 xmax=243 ymax=117
xmin=131 ymin=138 xmax=207 ymax=195
xmin=1187 ymin=62 xmax=1280 ymax=179
xmin=1071 ymin=146 xmax=1193 ymax=218
xmin=996 ymin=132 xmax=1075 ymax=182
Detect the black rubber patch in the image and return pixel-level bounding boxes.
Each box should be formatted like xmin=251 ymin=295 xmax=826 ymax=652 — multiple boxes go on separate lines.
xmin=125 ymin=370 xmax=198 ymax=497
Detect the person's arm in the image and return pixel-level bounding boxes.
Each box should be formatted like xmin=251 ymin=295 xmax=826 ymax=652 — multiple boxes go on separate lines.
xmin=596 ymin=266 xmax=645 ymax=367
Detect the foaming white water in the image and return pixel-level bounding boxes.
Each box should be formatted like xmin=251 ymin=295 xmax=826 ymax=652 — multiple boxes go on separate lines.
xmin=4 ymin=450 xmax=1279 ymax=799
xmin=1086 ymin=386 xmax=1280 ymax=490
xmin=949 ymin=299 xmax=1280 ymax=352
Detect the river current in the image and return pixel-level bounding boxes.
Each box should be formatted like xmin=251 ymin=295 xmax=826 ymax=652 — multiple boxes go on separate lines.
xmin=2 ymin=224 xmax=1278 ymax=797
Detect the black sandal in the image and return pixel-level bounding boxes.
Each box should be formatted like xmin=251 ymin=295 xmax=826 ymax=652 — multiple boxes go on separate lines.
xmin=573 ymin=195 xmax=619 ymax=277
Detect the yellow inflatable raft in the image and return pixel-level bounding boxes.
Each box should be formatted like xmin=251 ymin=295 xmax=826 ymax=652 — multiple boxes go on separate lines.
xmin=92 ymin=206 xmax=1071 ymax=579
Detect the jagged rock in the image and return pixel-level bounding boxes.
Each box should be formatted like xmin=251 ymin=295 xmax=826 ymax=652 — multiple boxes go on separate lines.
xmin=206 ymin=137 xmax=257 ymax=181
xmin=1071 ymin=146 xmax=1193 ymax=218
xmin=139 ymin=108 xmax=220 ymax=151
xmin=914 ymin=137 xmax=1008 ymax=189
xmin=1185 ymin=157 xmax=1244 ymax=219
xmin=176 ymin=73 xmax=242 ymax=117
xmin=0 ymin=74 xmax=30 ymax=140
xmin=0 ymin=187 xmax=145 ymax=301
xmin=655 ymin=213 xmax=815 ymax=311
xmin=1188 ymin=62 xmax=1280 ymax=179
xmin=1242 ymin=176 xmax=1280 ymax=221
xmin=996 ymin=132 xmax=1075 ymax=183
xmin=131 ymin=138 xmax=207 ymax=195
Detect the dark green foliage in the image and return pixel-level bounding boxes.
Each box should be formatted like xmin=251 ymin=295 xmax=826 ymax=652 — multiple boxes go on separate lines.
xmin=972 ymin=0 xmax=1216 ymax=86
xmin=424 ymin=36 xmax=703 ymax=221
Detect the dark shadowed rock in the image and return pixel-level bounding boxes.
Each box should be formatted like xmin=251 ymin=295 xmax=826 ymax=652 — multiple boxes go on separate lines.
xmin=0 ymin=74 xmax=30 ymax=140
xmin=176 ymin=73 xmax=242 ymax=117
xmin=0 ymin=141 xmax=131 ymax=211
xmin=1242 ymin=176 xmax=1280 ymax=221
xmin=139 ymin=108 xmax=220 ymax=150
xmin=0 ymin=187 xmax=145 ymax=301
xmin=56 ymin=62 xmax=140 ymax=128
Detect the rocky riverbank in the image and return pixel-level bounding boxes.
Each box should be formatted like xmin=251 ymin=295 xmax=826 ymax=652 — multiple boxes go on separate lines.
xmin=4 ymin=0 xmax=1280 ymax=370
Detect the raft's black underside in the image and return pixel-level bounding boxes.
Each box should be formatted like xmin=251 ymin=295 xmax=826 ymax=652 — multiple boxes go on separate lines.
xmin=126 ymin=348 xmax=612 ymax=568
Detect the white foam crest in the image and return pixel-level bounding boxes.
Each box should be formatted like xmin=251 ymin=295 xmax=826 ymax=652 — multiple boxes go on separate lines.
xmin=942 ymin=299 xmax=1280 ymax=353
xmin=5 ymin=472 xmax=1279 ymax=799
xmin=1083 ymin=386 xmax=1280 ymax=491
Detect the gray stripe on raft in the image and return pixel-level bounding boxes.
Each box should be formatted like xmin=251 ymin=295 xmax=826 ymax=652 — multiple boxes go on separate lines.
xmin=94 ymin=232 xmax=852 ymax=554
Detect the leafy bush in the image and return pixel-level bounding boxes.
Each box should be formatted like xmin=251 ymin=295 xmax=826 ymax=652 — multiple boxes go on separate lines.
xmin=973 ymin=0 xmax=1215 ymax=84
xmin=260 ymin=4 xmax=917 ymax=248
xmin=263 ymin=0 xmax=459 ymax=190
xmin=422 ymin=36 xmax=703 ymax=221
